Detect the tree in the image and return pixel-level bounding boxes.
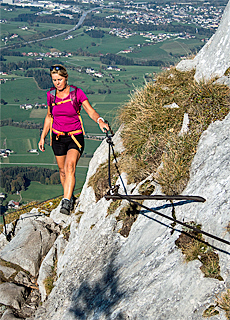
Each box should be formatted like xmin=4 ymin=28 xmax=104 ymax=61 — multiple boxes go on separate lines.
xmin=50 ymin=172 xmax=60 ymax=184
xmin=1 ymin=99 xmax=7 ymax=105
xmin=5 ymin=181 xmax=11 ymax=193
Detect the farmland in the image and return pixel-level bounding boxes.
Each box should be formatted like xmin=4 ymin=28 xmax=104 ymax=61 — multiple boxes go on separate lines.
xmin=0 ymin=0 xmax=224 ymax=202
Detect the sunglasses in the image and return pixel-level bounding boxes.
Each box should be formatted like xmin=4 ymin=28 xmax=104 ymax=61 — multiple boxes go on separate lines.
xmin=50 ymin=66 xmax=65 ymax=71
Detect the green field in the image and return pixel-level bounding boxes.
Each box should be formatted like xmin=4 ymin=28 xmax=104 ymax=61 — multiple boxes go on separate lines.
xmin=1 ymin=77 xmax=47 ymax=106
xmin=0 ymin=4 xmax=207 ymax=202
xmin=0 ymin=126 xmax=102 ymax=164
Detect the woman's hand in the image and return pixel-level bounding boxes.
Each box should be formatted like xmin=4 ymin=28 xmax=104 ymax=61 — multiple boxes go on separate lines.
xmin=82 ymin=100 xmax=111 ymax=133
xmin=38 ymin=138 xmax=45 ymax=152
xmin=98 ymin=119 xmax=110 ymax=133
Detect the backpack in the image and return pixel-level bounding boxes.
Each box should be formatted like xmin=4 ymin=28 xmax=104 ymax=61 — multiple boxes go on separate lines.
xmin=47 ymin=85 xmax=80 ymax=115
xmin=47 ymin=85 xmax=85 ymax=138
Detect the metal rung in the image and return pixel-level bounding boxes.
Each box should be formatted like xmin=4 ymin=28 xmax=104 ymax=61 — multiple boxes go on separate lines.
xmin=104 ymin=194 xmax=206 ymax=203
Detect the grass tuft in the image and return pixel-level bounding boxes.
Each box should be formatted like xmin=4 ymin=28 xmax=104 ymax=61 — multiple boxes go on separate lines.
xmin=138 ymin=180 xmax=155 ymax=196
xmin=107 ymin=199 xmax=122 ymax=216
xmin=175 ymin=223 xmax=223 ymax=280
xmin=88 ymin=154 xmax=120 ymax=201
xmin=203 ymin=305 xmax=219 ymax=318
xmin=118 ymin=68 xmax=230 ymax=193
xmin=216 ymin=289 xmax=230 ymax=319
xmin=116 ymin=203 xmax=140 ymax=237
xmin=44 ymin=256 xmax=58 ymax=297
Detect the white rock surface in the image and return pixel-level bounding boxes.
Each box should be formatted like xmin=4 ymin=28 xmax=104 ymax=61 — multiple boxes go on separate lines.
xmin=1 ymin=308 xmax=22 ymax=320
xmin=37 ymin=234 xmax=68 ymax=302
xmin=176 ymin=0 xmax=230 ymax=82
xmin=33 ymin=113 xmax=230 ymax=320
xmin=163 ymin=102 xmax=180 ymax=108
xmin=0 ymin=265 xmax=16 ymax=279
xmin=179 ymin=113 xmax=189 ymax=136
xmin=0 ymin=213 xmax=59 ymax=276
xmin=0 ymin=282 xmax=28 ymax=310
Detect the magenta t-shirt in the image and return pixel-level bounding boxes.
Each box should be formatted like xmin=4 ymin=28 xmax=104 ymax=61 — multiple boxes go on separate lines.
xmin=50 ymin=88 xmax=88 ymax=133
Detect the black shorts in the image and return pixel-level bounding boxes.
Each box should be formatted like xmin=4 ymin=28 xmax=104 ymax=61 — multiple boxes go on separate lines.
xmin=52 ymin=132 xmax=84 ymax=156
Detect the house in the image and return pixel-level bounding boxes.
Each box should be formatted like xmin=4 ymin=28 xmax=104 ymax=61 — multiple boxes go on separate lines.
xmin=8 ymin=200 xmax=20 ymax=209
xmin=0 ymin=193 xmax=5 ymax=199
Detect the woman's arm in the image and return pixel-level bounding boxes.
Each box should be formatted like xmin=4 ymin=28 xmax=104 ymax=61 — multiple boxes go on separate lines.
xmin=38 ymin=107 xmax=52 ymax=152
xmin=82 ymin=100 xmax=110 ymax=132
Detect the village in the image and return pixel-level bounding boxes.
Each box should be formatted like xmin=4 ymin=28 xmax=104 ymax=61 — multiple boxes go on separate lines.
xmin=1 ymin=0 xmax=224 ymax=31
xmin=0 ymin=0 xmax=224 ymax=48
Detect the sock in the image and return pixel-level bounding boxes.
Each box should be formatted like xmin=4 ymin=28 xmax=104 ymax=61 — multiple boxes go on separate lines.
xmin=63 ymin=198 xmax=70 ymax=201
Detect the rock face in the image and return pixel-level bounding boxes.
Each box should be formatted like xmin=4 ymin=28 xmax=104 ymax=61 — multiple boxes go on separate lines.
xmin=1 ymin=4 xmax=230 ymax=318
xmin=33 ymin=113 xmax=230 ymax=320
xmin=176 ymin=0 xmax=230 ymax=82
xmin=0 ymin=282 xmax=29 ymax=310
xmin=0 ymin=212 xmax=60 ymax=277
xmin=0 ymin=211 xmax=61 ymax=319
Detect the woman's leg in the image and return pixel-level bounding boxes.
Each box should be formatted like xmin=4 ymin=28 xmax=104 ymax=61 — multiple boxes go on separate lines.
xmin=63 ymin=149 xmax=81 ymax=200
xmin=55 ymin=155 xmax=67 ymax=190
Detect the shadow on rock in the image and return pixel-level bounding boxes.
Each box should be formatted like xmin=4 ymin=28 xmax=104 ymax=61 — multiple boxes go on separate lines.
xmin=69 ymin=252 xmax=126 ymax=320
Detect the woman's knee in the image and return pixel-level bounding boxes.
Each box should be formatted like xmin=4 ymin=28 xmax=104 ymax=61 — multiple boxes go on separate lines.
xmin=65 ymin=162 xmax=76 ymax=175
xmin=59 ymin=168 xmax=65 ymax=179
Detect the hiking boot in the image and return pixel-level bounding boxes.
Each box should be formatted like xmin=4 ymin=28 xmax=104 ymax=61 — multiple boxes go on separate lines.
xmin=70 ymin=194 xmax=76 ymax=211
xmin=60 ymin=199 xmax=71 ymax=215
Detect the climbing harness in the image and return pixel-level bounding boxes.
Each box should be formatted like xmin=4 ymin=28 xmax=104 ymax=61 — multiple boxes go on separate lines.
xmin=52 ymin=127 xmax=83 ymax=150
xmin=49 ymin=109 xmax=85 ymax=148
xmin=103 ymin=123 xmax=230 ymax=247
xmin=48 ymin=86 xmax=85 ymax=146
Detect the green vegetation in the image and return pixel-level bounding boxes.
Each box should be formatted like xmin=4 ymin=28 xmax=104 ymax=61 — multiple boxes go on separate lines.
xmin=138 ymin=180 xmax=155 ymax=196
xmin=107 ymin=199 xmax=122 ymax=216
xmin=88 ymin=67 xmax=230 ymax=215
xmin=0 ymin=3 xmax=226 ymax=202
xmin=216 ymin=290 xmax=230 ymax=319
xmin=116 ymin=203 xmax=140 ymax=237
xmin=175 ymin=223 xmax=223 ymax=281
xmin=118 ymin=68 xmax=230 ymax=194
xmin=203 ymin=289 xmax=230 ymax=318
xmin=44 ymin=257 xmax=58 ymax=296
xmin=1 ymin=166 xmax=60 ymax=196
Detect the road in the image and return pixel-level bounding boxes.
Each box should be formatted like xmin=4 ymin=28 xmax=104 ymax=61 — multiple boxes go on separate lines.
xmin=0 ymin=7 xmax=101 ymax=50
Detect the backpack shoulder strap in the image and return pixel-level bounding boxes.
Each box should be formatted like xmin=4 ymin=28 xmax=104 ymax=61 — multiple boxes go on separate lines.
xmin=69 ymin=85 xmax=85 ymax=134
xmin=69 ymin=85 xmax=79 ymax=111
xmin=48 ymin=87 xmax=56 ymax=115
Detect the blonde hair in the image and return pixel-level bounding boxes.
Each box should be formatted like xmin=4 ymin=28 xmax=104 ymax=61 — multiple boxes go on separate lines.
xmin=50 ymin=64 xmax=68 ymax=78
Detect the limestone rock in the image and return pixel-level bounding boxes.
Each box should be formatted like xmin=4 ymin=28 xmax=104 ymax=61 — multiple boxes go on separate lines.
xmin=179 ymin=113 xmax=189 ymax=136
xmin=50 ymin=202 xmax=73 ymax=226
xmin=14 ymin=271 xmax=34 ymax=287
xmin=176 ymin=58 xmax=197 ymax=72
xmin=33 ymin=112 xmax=230 ymax=320
xmin=37 ymin=234 xmax=68 ymax=301
xmin=0 ymin=282 xmax=29 ymax=310
xmin=214 ymin=75 xmax=230 ymax=87
xmin=0 ymin=233 xmax=8 ymax=251
xmin=0 ymin=265 xmax=16 ymax=279
xmin=0 ymin=213 xmax=59 ymax=276
xmin=163 ymin=102 xmax=180 ymax=108
xmin=1 ymin=308 xmax=23 ymax=320
xmin=176 ymin=0 xmax=230 ymax=82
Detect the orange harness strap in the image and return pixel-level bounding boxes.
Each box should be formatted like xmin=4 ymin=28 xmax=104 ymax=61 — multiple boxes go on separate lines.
xmin=52 ymin=128 xmax=83 ymax=149
xmin=50 ymin=116 xmax=53 ymax=146
xmin=52 ymin=99 xmax=72 ymax=106
xmin=77 ymin=111 xmax=85 ymax=135
xmin=49 ymin=99 xmax=85 ymax=147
